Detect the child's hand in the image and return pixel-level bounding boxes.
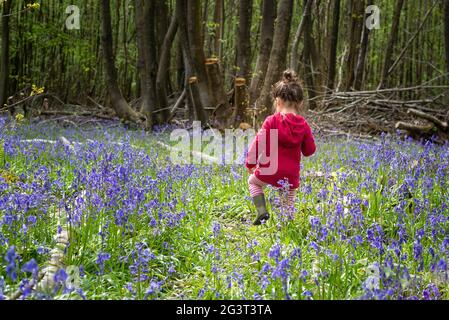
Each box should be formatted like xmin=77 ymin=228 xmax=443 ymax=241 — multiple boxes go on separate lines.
xmin=247 ymin=167 xmax=255 ymax=174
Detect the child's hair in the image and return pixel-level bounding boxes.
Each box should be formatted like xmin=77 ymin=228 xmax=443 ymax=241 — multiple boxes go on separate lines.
xmin=271 ymin=69 xmax=304 ymax=114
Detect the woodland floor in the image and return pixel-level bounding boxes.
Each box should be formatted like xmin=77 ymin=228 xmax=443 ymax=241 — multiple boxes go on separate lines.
xmin=0 ymin=115 xmax=449 ymax=300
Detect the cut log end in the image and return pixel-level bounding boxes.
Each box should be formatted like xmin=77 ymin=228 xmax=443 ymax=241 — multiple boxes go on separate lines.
xmin=188 ymin=76 xmax=198 ymax=84
xmin=235 ymin=78 xmax=246 ymax=87
xmin=205 ymin=58 xmax=220 ymax=65
xmin=395 ymin=121 xmax=435 ymax=133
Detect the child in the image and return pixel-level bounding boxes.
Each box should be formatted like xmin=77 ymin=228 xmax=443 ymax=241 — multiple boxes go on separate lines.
xmin=245 ymin=70 xmax=316 ymax=225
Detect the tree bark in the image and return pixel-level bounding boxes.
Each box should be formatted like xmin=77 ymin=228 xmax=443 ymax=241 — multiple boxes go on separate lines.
xmin=344 ymin=0 xmax=365 ymax=91
xmin=176 ymin=0 xmax=208 ymax=122
xmin=378 ymin=0 xmax=405 ymax=89
xmin=0 ymin=0 xmax=12 ymax=109
xmin=290 ymin=0 xmax=313 ymax=72
xmin=249 ymin=0 xmax=276 ymax=106
xmin=135 ymin=0 xmax=157 ymax=124
xmin=302 ymin=0 xmax=316 ymax=108
xmin=188 ymin=76 xmax=208 ymax=124
xmin=326 ymin=0 xmax=341 ymax=93
xmin=354 ymin=2 xmax=372 ymax=91
xmin=235 ymin=0 xmax=253 ymax=81
xmin=233 ymin=77 xmax=249 ymax=126
xmin=156 ymin=14 xmax=178 ymax=123
xmin=212 ymin=0 xmax=224 ymax=58
xmin=186 ymin=0 xmax=214 ymax=110
xmin=101 ymin=0 xmax=143 ymax=123
xmin=257 ymin=0 xmax=294 ymax=116
xmin=155 ymin=0 xmax=169 ymax=58
xmin=443 ymin=0 xmax=449 ymax=77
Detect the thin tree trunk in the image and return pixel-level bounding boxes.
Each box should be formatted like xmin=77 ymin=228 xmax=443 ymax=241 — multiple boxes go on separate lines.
xmin=156 ymin=14 xmax=179 ymax=122
xmin=344 ymin=0 xmax=365 ymax=91
xmin=378 ymin=0 xmax=405 ymax=89
xmin=326 ymin=0 xmax=340 ymax=93
xmin=257 ymin=0 xmax=294 ymax=116
xmin=302 ymin=0 xmax=316 ymax=108
xmin=235 ymin=0 xmax=253 ymax=80
xmin=0 ymin=0 xmax=12 ymax=109
xmin=354 ymin=2 xmax=372 ymax=91
xmin=290 ymin=0 xmax=313 ymax=72
xmin=387 ymin=1 xmax=437 ymax=78
xmin=212 ymin=0 xmax=224 ymax=58
xmin=101 ymin=0 xmax=143 ymax=123
xmin=135 ymin=0 xmax=157 ymax=124
xmin=249 ymin=0 xmax=277 ymax=106
xmin=445 ymin=0 xmax=449 ymax=77
xmin=176 ymin=0 xmax=208 ymax=122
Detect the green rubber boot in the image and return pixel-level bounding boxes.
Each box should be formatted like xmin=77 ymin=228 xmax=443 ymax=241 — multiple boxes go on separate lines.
xmin=252 ymin=194 xmax=270 ymax=225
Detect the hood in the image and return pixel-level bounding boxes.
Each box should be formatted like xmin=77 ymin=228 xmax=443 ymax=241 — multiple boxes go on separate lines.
xmin=275 ymin=113 xmax=307 ymax=148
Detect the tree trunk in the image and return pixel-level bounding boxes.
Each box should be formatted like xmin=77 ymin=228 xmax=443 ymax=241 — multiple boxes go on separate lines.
xmin=186 ymin=0 xmax=214 ymax=110
xmin=344 ymin=0 xmax=365 ymax=91
xmin=354 ymin=2 xmax=372 ymax=91
xmin=443 ymin=0 xmax=449 ymax=78
xmin=205 ymin=58 xmax=228 ymax=111
xmin=235 ymin=0 xmax=253 ymax=81
xmin=290 ymin=0 xmax=313 ymax=72
xmin=156 ymin=14 xmax=178 ymax=123
xmin=256 ymin=0 xmax=294 ymax=117
xmin=378 ymin=0 xmax=405 ymax=89
xmin=326 ymin=0 xmax=341 ymax=93
xmin=155 ymin=0 xmax=169 ymax=58
xmin=212 ymin=0 xmax=224 ymax=58
xmin=302 ymin=0 xmax=316 ymax=108
xmin=176 ymin=0 xmax=208 ymax=122
xmin=233 ymin=77 xmax=249 ymax=126
xmin=188 ymin=76 xmax=208 ymax=124
xmin=134 ymin=0 xmax=157 ymax=125
xmin=0 ymin=0 xmax=12 ymax=109
xmin=101 ymin=0 xmax=143 ymax=123
xmin=249 ymin=0 xmax=276 ymax=106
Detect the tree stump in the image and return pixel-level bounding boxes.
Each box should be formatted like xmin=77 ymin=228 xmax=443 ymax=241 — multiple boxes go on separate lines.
xmin=205 ymin=58 xmax=232 ymax=130
xmin=232 ymin=77 xmax=249 ymax=127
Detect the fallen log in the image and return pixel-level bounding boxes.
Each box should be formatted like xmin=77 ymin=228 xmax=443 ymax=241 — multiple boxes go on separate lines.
xmin=406 ymin=108 xmax=448 ymax=131
xmin=395 ymin=121 xmax=435 ymax=134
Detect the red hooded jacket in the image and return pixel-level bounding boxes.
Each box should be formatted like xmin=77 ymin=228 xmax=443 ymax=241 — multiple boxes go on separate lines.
xmin=245 ymin=112 xmax=316 ymax=189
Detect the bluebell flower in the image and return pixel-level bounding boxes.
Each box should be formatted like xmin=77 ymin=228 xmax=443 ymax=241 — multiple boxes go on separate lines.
xmin=96 ymin=252 xmax=111 ymax=275
xmin=22 ymin=259 xmax=39 ymax=279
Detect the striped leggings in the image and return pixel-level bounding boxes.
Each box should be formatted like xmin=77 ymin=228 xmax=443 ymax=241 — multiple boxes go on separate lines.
xmin=248 ymin=174 xmax=297 ymax=207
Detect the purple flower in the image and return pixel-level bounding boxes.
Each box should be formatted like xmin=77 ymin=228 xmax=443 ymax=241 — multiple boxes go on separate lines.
xmin=268 ymin=243 xmax=281 ymax=261
xmin=96 ymin=252 xmax=111 ymax=275
xmin=5 ymin=246 xmax=18 ymax=281
xmin=22 ymin=259 xmax=39 ymax=279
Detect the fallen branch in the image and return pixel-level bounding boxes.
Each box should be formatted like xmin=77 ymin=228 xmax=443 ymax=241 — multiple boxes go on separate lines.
xmin=167 ymin=89 xmax=187 ymax=122
xmin=39 ymin=110 xmax=116 ymax=120
xmin=407 ymin=108 xmax=448 ymax=131
xmin=395 ymin=121 xmax=435 ymax=133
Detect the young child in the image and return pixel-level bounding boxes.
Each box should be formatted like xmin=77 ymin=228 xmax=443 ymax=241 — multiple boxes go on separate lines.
xmin=245 ymin=70 xmax=316 ymax=225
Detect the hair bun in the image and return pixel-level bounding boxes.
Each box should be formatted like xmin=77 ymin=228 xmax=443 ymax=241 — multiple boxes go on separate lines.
xmin=282 ymin=69 xmax=297 ymax=83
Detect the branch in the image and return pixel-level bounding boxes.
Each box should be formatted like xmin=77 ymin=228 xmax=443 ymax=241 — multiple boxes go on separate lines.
xmin=407 ymin=108 xmax=448 ymax=130
xmin=167 ymin=89 xmax=187 ymax=122
xmin=387 ymin=1 xmax=438 ymax=76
